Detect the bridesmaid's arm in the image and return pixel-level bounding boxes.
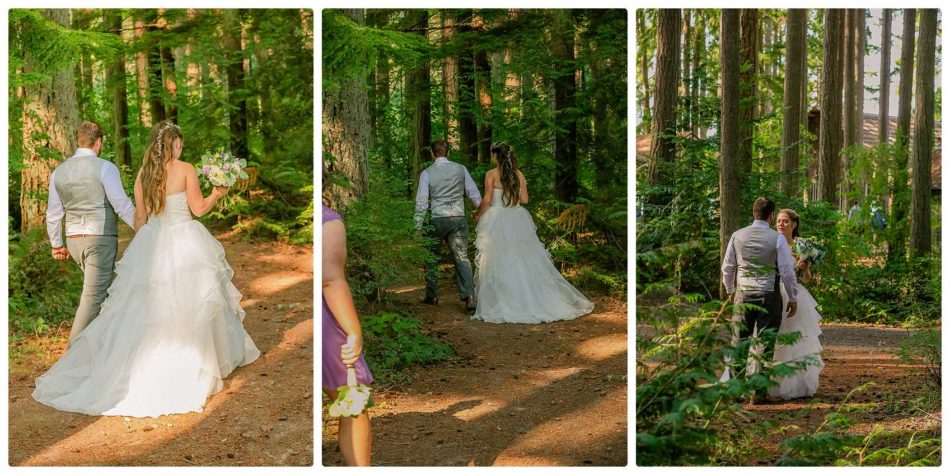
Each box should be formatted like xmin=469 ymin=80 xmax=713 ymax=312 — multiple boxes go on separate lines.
xmin=184 ymin=163 xmax=228 ymax=217
xmin=473 ymin=172 xmax=494 ymax=222
xmin=323 ymin=219 xmax=363 ymax=365
xmin=133 ymin=170 xmax=147 ymax=231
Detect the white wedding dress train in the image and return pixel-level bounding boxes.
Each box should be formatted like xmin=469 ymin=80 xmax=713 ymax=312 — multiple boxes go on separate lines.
xmin=472 ymin=189 xmax=594 ymax=323
xmin=769 ymin=282 xmax=824 ymax=400
xmin=33 ymin=192 xmax=260 ymax=417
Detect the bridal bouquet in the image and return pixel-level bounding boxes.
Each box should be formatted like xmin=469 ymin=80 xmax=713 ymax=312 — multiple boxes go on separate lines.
xmin=794 ymin=237 xmax=825 ymax=266
xmin=199 ymin=150 xmax=249 ymax=187
xmin=328 ymin=367 xmax=374 ymax=418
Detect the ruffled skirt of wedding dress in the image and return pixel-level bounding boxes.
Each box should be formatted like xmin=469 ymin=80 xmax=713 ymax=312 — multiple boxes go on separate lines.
xmin=769 ymin=283 xmax=824 ymax=400
xmin=472 ymin=202 xmax=594 ymax=323
xmin=32 ymin=218 xmax=261 ymax=418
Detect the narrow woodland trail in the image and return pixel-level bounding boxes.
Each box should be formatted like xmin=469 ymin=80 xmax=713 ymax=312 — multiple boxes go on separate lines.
xmin=322 ymin=277 xmax=629 ymax=466
xmin=8 ymin=231 xmax=314 ymax=466
xmin=740 ymin=323 xmax=941 ymax=464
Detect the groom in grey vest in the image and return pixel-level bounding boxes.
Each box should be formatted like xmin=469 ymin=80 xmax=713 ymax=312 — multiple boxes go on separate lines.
xmin=47 ymin=121 xmax=136 ymax=344
xmin=721 ymin=197 xmax=798 ymax=394
xmin=414 ymin=140 xmax=482 ymax=312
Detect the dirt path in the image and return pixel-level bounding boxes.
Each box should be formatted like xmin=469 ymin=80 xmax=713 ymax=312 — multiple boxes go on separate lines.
xmin=739 ymin=323 xmax=941 ymax=464
xmin=321 ymin=280 xmax=628 ymax=466
xmin=8 ymin=231 xmax=314 ymax=466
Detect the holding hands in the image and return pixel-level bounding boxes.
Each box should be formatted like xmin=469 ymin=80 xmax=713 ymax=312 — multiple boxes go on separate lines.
xmin=51 ymin=246 xmax=70 ymax=261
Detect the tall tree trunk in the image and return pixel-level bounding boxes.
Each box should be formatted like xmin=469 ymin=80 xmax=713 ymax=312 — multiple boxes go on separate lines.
xmin=855 ymin=9 xmax=866 ymax=148
xmin=800 ymin=11 xmax=809 ymax=135
xmin=842 ymin=10 xmax=858 ymax=202
xmin=553 ymin=9 xmax=579 ymax=203
xmin=681 ymin=10 xmax=692 ymax=133
xmin=691 ymin=11 xmax=703 ymax=138
xmin=818 ymin=9 xmax=844 ymax=203
xmin=21 ymin=9 xmax=80 ymax=232
xmin=222 ymin=9 xmax=248 ymax=160
xmin=647 ymin=9 xmax=680 ymax=185
xmin=909 ymin=9 xmax=936 ymax=258
xmin=407 ymin=9 xmax=432 ymax=190
xmin=589 ymin=9 xmax=612 ymax=189
xmin=473 ymin=16 xmax=493 ymax=165
xmin=105 ymin=11 xmax=131 ymax=169
xmin=456 ymin=10 xmax=478 ymax=165
xmin=738 ymin=9 xmax=759 ymax=182
xmin=133 ymin=14 xmax=151 ymax=126
xmin=878 ymin=9 xmax=892 ymax=143
xmin=781 ymin=10 xmax=807 ymax=198
xmin=889 ymin=9 xmax=916 ymax=262
xmin=442 ymin=13 xmax=459 ymax=152
xmin=322 ymin=9 xmax=369 ymax=207
xmin=719 ymin=9 xmax=741 ymax=297
xmin=638 ymin=13 xmax=651 ymax=133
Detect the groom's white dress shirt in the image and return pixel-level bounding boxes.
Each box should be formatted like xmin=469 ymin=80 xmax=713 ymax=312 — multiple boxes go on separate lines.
xmin=721 ymin=219 xmax=798 ymax=302
xmin=46 ymin=148 xmax=136 ymax=248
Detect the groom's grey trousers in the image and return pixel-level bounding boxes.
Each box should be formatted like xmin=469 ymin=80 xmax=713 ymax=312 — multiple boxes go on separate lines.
xmin=732 ymin=277 xmax=783 ymax=376
xmin=64 ymin=235 xmax=118 ymax=344
xmin=425 ymin=216 xmax=476 ymax=301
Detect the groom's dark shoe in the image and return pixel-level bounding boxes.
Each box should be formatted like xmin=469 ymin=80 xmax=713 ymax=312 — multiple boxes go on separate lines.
xmin=465 ymin=296 xmax=477 ymax=314
xmin=421 ymin=296 xmax=439 ymax=305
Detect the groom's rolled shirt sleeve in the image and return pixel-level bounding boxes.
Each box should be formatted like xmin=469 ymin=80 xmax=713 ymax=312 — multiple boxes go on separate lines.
xmin=46 ymin=172 xmax=65 ymax=248
xmin=721 ymin=235 xmax=737 ymax=295
xmin=413 ymin=170 xmax=430 ymax=230
xmin=463 ymin=169 xmax=482 ymax=207
xmin=776 ymin=236 xmax=798 ymax=302
xmin=101 ymin=162 xmax=136 ymax=228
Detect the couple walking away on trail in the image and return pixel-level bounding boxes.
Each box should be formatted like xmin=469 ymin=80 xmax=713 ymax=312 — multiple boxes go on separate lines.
xmin=413 ymin=139 xmax=594 ymax=323
xmin=34 ymin=120 xmax=259 ymax=418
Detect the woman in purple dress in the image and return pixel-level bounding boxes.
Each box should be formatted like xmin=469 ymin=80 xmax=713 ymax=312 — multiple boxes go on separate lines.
xmin=323 ymin=195 xmax=373 ymax=466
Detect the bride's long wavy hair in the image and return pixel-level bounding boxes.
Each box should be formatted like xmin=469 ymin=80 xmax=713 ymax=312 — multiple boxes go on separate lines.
xmin=778 ymin=208 xmax=801 ymax=238
xmin=491 ymin=142 xmax=519 ymax=206
xmin=140 ymin=120 xmax=183 ymax=216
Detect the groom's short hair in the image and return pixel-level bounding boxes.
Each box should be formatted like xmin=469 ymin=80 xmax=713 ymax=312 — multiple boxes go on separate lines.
xmin=76 ymin=122 xmax=104 ymax=148
xmin=432 ymin=140 xmax=448 ymax=157
xmin=752 ymin=197 xmax=775 ymax=220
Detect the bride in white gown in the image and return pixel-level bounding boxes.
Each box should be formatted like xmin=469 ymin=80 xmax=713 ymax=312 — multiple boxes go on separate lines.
xmin=770 ymin=208 xmax=824 ymax=400
xmin=470 ymin=142 xmax=594 ymax=324
xmin=33 ymin=120 xmax=260 ymax=417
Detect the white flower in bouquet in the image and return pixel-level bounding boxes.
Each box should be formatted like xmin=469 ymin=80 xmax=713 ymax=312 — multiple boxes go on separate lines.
xmin=199 ymin=150 xmax=249 ymax=187
xmin=328 ymin=383 xmax=374 ymax=418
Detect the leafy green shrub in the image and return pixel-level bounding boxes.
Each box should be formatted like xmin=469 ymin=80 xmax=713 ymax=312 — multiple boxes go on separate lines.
xmin=361 ymin=311 xmax=455 ymax=385
xmin=8 ymin=227 xmax=83 ymax=338
xmin=338 ymin=176 xmax=430 ymax=306
xmin=637 ymin=295 xmax=811 ymax=465
xmin=896 ymin=328 xmax=941 ymax=389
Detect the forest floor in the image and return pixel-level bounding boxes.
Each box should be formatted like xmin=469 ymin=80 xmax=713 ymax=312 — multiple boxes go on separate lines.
xmin=8 ymin=229 xmax=314 ymax=466
xmin=739 ymin=322 xmax=941 ymax=465
xmin=321 ymin=272 xmax=629 ymax=467
xmin=637 ymin=317 xmax=941 ymax=465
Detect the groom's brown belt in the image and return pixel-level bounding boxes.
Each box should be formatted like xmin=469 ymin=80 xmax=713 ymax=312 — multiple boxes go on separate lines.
xmin=66 ymin=234 xmax=117 ymax=239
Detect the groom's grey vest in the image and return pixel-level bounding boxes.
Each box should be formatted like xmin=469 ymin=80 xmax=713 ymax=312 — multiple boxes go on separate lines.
xmin=732 ymin=225 xmax=779 ymax=293
xmin=426 ymin=161 xmax=467 ymax=218
xmin=54 ymin=155 xmax=118 ymax=236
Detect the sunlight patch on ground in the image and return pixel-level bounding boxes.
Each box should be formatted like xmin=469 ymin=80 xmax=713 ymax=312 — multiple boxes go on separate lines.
xmin=574 ymin=333 xmax=627 ymax=362
xmin=493 ymin=386 xmax=626 ymax=465
xmin=249 ymin=271 xmax=311 ymax=296
xmin=21 ymin=318 xmax=312 ymax=466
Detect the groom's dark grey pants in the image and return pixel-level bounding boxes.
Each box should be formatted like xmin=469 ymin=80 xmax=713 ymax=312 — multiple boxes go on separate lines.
xmin=732 ymin=278 xmax=783 ymax=378
xmin=64 ymin=235 xmax=117 ymax=344
xmin=425 ymin=216 xmax=475 ymax=301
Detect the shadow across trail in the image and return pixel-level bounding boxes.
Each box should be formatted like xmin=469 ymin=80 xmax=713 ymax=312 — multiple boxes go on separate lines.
xmin=9 ymin=234 xmax=314 ymax=466
xmin=322 ymin=278 xmax=628 ymax=466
